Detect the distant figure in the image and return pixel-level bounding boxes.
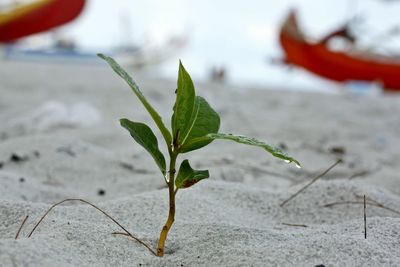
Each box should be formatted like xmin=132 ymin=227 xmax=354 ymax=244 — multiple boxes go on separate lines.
xmin=55 ymin=38 xmax=76 ymax=50
xmin=210 ymin=65 xmax=227 ymax=83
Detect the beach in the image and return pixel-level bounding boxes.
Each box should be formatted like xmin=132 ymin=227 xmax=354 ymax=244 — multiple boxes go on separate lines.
xmin=1 ymin=61 xmax=400 ymax=266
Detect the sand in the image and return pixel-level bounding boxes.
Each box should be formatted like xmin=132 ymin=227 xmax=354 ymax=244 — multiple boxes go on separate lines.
xmin=1 ymin=61 xmax=400 ymax=266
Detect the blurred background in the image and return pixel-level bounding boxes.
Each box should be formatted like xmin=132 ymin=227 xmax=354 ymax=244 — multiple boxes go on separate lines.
xmin=1 ymin=0 xmax=400 ymax=92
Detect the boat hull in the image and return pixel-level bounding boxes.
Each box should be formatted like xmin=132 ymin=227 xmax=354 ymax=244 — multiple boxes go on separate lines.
xmin=0 ymin=0 xmax=85 ymax=42
xmin=279 ymin=12 xmax=400 ymax=91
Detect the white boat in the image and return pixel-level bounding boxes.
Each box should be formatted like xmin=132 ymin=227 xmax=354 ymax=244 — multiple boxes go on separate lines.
xmin=1 ymin=35 xmax=187 ymax=68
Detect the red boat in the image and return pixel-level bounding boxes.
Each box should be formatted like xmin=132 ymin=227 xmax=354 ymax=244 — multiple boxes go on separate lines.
xmin=0 ymin=0 xmax=86 ymax=43
xmin=279 ymin=11 xmax=400 ymax=91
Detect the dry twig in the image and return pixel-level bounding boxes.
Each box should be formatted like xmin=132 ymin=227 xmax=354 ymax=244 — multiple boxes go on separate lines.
xmin=364 ymin=195 xmax=367 ymax=239
xmin=15 ymin=215 xmax=28 ymax=239
xmin=324 ymin=199 xmax=400 ymax=216
xmin=281 ymin=222 xmax=308 ymax=228
xmin=28 ymin=198 xmax=156 ymax=256
xmin=280 ymin=159 xmax=342 ymax=207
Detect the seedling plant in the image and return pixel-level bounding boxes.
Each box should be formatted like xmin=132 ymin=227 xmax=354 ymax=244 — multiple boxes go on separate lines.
xmin=97 ymin=54 xmax=300 ymax=256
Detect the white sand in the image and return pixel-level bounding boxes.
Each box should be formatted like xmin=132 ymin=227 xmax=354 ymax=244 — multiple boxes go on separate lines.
xmin=1 ymin=61 xmax=400 ymax=266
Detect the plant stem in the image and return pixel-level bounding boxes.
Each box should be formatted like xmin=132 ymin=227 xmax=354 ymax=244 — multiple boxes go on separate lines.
xmin=156 ymin=151 xmax=177 ymax=257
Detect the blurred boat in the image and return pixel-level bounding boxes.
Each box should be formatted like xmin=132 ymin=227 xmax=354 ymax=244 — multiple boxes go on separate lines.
xmin=279 ymin=11 xmax=400 ymax=91
xmin=0 ymin=0 xmax=187 ymax=68
xmin=0 ymin=0 xmax=86 ymax=42
xmin=1 ymin=35 xmax=188 ymax=68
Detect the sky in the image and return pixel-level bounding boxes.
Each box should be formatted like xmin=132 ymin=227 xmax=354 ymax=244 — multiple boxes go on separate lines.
xmin=58 ymin=0 xmax=400 ymax=90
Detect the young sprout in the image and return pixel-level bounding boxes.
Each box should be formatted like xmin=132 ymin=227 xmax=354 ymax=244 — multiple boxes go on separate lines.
xmin=98 ymin=54 xmax=300 ymax=257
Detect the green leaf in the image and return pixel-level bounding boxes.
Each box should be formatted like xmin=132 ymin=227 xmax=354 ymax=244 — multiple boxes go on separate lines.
xmin=171 ymin=61 xmax=196 ymax=144
xmin=175 ymin=160 xmax=209 ymax=189
xmin=120 ymin=119 xmax=166 ymax=175
xmin=98 ymin=54 xmax=172 ymax=147
xmin=183 ymin=133 xmax=301 ymax=167
xmin=179 ymin=96 xmax=220 ymax=153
